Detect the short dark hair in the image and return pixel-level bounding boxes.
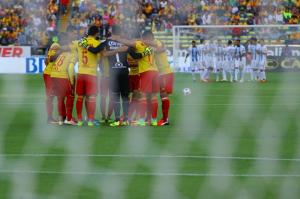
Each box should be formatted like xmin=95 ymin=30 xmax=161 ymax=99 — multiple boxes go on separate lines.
xmin=228 ymin=40 xmax=232 ymax=45
xmin=88 ymin=26 xmax=99 ymax=36
xmin=111 ymin=25 xmax=121 ymax=35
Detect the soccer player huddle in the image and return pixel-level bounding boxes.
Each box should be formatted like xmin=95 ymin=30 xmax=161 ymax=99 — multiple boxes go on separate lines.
xmin=185 ymin=37 xmax=267 ymax=83
xmin=43 ymin=25 xmax=173 ymax=127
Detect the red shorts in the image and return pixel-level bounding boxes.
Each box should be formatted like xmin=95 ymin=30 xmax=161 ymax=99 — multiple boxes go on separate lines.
xmin=52 ymin=78 xmax=73 ymax=97
xmin=129 ymin=75 xmax=140 ymax=92
xmin=76 ymin=74 xmax=98 ymax=96
xmin=43 ymin=74 xmax=53 ymax=96
xmin=159 ymin=73 xmax=174 ymax=94
xmin=100 ymin=76 xmax=109 ymax=96
xmin=140 ymin=71 xmax=159 ymax=93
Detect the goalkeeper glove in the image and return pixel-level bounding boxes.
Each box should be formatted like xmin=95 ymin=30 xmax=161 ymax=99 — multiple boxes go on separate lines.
xmin=142 ymin=47 xmax=153 ymax=57
xmin=79 ymin=38 xmax=89 ymax=49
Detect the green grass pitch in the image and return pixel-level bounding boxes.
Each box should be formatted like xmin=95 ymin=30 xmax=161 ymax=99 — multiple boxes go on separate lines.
xmin=0 ymin=72 xmax=300 ymax=199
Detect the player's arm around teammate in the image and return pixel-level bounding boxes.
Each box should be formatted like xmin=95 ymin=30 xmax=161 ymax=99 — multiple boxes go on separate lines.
xmin=76 ymin=26 xmax=103 ymax=126
xmin=115 ymin=31 xmax=160 ymax=126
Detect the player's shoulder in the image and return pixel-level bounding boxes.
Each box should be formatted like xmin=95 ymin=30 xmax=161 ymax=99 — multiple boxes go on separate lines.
xmin=87 ymin=36 xmax=101 ymax=45
xmin=50 ymin=42 xmax=60 ymax=50
xmin=135 ymin=40 xmax=145 ymax=48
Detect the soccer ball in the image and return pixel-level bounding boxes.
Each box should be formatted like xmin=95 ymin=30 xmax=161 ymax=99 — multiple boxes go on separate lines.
xmin=183 ymin=88 xmax=191 ymax=96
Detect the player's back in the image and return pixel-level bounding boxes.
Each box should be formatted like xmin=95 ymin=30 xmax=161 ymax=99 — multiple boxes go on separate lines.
xmin=234 ymin=45 xmax=246 ymax=60
xmin=135 ymin=40 xmax=157 ymax=73
xmin=77 ymin=36 xmax=101 ymax=76
xmin=154 ymin=40 xmax=172 ymax=75
xmin=248 ymin=44 xmax=260 ymax=60
xmin=259 ymin=44 xmax=267 ymax=61
xmin=226 ymin=46 xmax=235 ymax=61
xmin=51 ymin=52 xmax=75 ymax=79
xmin=44 ymin=43 xmax=60 ymax=75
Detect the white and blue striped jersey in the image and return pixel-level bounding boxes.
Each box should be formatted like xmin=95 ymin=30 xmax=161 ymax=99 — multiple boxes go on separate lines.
xmin=234 ymin=45 xmax=246 ymax=61
xmin=188 ymin=46 xmax=199 ymax=62
xmin=197 ymin=44 xmax=205 ymax=61
xmin=258 ymin=44 xmax=267 ymax=62
xmin=215 ymin=45 xmax=225 ymax=61
xmin=248 ymin=44 xmax=260 ymax=61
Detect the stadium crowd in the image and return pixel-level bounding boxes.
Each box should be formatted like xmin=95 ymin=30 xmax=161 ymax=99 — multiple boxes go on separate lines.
xmin=1 ymin=0 xmax=300 ymax=47
xmin=66 ymin=0 xmax=300 ymax=38
xmin=0 ymin=0 xmax=60 ymax=47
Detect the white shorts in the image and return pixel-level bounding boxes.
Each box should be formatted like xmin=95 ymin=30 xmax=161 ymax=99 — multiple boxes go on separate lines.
xmin=224 ymin=60 xmax=233 ymax=71
xmin=215 ymin=59 xmax=223 ymax=71
xmin=198 ymin=60 xmax=205 ymax=70
xmin=205 ymin=57 xmax=214 ymax=68
xmin=258 ymin=59 xmax=266 ymax=70
xmin=190 ymin=61 xmax=199 ymax=71
xmin=235 ymin=59 xmax=246 ymax=69
xmin=251 ymin=60 xmax=260 ymax=70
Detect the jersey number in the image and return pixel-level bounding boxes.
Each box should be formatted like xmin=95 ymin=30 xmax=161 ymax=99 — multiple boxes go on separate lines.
xmin=53 ymin=55 xmax=66 ymax=71
xmin=82 ymin=49 xmax=88 ymax=65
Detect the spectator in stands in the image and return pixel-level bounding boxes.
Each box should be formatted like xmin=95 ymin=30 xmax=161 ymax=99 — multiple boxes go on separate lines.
xmin=61 ymin=0 xmax=69 ymax=15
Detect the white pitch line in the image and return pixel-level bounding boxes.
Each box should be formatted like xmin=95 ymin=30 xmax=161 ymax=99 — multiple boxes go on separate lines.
xmin=1 ymin=154 xmax=300 ymax=162
xmin=0 ymin=170 xmax=299 ymax=178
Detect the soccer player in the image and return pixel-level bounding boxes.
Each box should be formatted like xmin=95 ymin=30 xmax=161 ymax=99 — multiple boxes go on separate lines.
xmin=101 ymin=26 xmax=131 ymax=126
xmin=153 ymin=39 xmax=173 ymax=126
xmin=215 ymin=39 xmax=225 ymax=82
xmin=184 ymin=40 xmax=199 ymax=82
xmin=248 ymin=37 xmax=260 ymax=81
xmin=197 ymin=39 xmax=206 ymax=81
xmin=81 ymin=26 xmax=141 ymax=126
xmin=233 ymin=38 xmax=246 ymax=82
xmin=201 ymin=40 xmax=215 ymax=82
xmin=113 ymin=30 xmax=159 ymax=126
xmin=76 ymin=26 xmax=103 ymax=126
xmin=258 ymin=39 xmax=267 ymax=82
xmin=44 ymin=39 xmax=60 ymax=124
xmin=51 ymin=39 xmax=76 ymax=125
xmin=224 ymin=40 xmax=235 ymax=82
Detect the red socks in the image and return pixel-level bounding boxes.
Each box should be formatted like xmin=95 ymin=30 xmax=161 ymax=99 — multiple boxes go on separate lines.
xmin=76 ymin=97 xmax=83 ymax=121
xmin=66 ymin=96 xmax=74 ymax=121
xmin=151 ymin=98 xmax=158 ymax=119
xmin=161 ymin=97 xmax=170 ymax=121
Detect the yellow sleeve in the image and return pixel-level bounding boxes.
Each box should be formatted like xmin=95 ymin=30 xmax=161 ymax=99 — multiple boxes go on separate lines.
xmin=68 ymin=63 xmax=75 ymax=86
